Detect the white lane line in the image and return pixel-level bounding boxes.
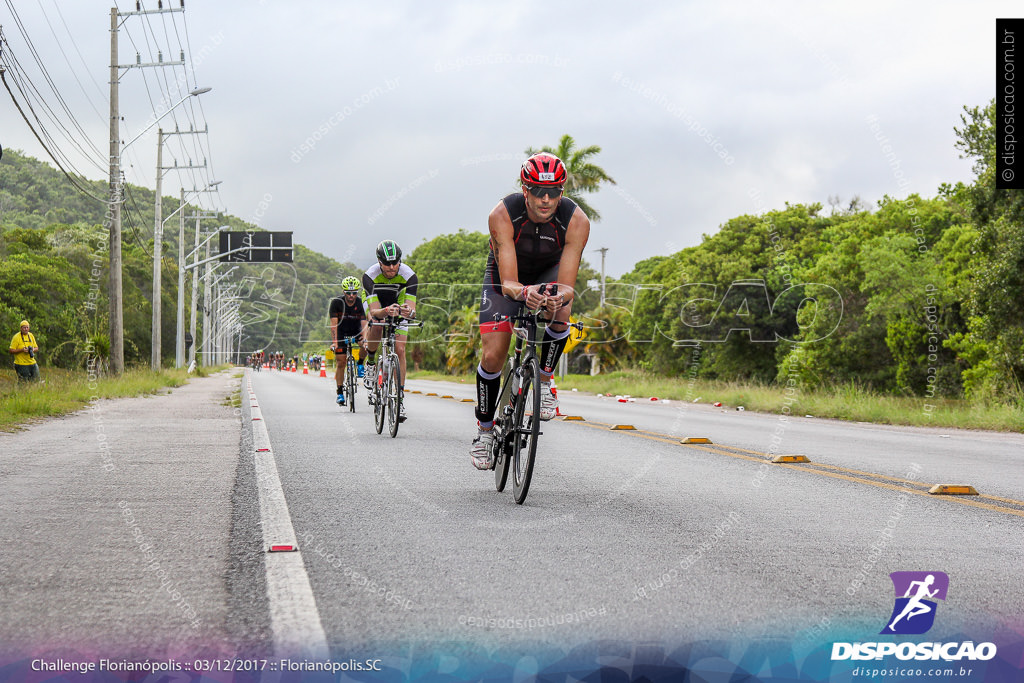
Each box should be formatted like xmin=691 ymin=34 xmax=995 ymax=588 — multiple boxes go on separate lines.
xmin=248 ymin=375 xmax=330 ymax=659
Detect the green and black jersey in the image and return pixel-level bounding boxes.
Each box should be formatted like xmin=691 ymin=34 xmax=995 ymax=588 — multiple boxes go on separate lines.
xmin=362 ymin=263 xmax=418 ymax=309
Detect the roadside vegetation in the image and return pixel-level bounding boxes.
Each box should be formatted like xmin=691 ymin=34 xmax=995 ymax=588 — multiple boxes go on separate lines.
xmin=0 ymin=366 xmax=225 ymax=431
xmin=408 ymin=370 xmax=1024 ymax=432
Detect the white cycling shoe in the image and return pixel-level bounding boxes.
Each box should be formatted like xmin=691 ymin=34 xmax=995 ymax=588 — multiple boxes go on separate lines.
xmin=536 ymin=380 xmax=558 ymax=421
xmin=470 ymin=427 xmax=494 ymax=470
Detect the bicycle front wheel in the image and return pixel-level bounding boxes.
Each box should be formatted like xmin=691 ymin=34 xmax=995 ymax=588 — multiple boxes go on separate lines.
xmin=512 ymin=356 xmax=541 ymax=504
xmin=386 ymin=353 xmax=400 ymax=438
xmin=373 ymin=363 xmax=386 ymax=434
xmin=493 ymin=365 xmax=516 ymax=492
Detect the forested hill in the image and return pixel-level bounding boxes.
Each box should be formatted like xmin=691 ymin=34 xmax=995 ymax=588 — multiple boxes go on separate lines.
xmin=0 ymin=148 xmax=362 ymax=366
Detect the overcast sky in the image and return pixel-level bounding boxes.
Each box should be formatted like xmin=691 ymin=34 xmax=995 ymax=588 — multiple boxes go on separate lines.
xmin=0 ymin=1 xmax=1011 ymax=277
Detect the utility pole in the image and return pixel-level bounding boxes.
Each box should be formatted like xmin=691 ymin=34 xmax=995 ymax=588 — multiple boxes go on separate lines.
xmin=187 ymin=214 xmax=219 ymax=367
xmin=109 ymin=2 xmax=186 ymax=373
xmin=156 ymin=128 xmax=206 ymax=370
xmin=108 ymin=7 xmax=123 ymax=374
xmin=176 ymin=187 xmax=185 ymax=367
xmin=173 ymin=180 xmax=217 ymax=368
xmin=150 ymin=129 xmax=163 ymax=371
xmin=188 ymin=214 xmax=202 ymax=368
xmin=202 ymin=237 xmax=211 ymax=366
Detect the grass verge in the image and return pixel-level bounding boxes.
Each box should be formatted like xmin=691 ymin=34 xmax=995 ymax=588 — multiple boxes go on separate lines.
xmin=0 ymin=365 xmax=229 ymax=431
xmin=407 ymin=369 xmax=1024 ymax=432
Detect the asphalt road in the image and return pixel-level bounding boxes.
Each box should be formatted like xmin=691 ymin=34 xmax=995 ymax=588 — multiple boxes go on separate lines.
xmin=2 ymin=368 xmax=1021 ymax=679
xmin=248 ymin=369 xmax=1024 ymax=665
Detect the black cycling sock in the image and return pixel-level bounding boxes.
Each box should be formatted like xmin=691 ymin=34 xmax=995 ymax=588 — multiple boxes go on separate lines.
xmin=337 ymin=386 xmax=343 ymax=393
xmin=474 ymin=363 xmax=502 ymax=423
xmin=540 ymin=325 xmax=571 ymax=375
xmin=364 ymin=350 xmax=376 ymax=365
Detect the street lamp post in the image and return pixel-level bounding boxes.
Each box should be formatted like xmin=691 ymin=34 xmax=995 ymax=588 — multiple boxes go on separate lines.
xmin=154 ymin=134 xmax=208 ymax=371
xmin=173 ymin=182 xmax=221 ymax=368
xmin=116 ymin=85 xmax=210 ymax=372
xmin=183 ymin=227 xmax=231 ymax=368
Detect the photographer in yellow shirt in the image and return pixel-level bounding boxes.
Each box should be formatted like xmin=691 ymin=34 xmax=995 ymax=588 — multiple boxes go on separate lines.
xmin=9 ymin=320 xmax=40 ymax=382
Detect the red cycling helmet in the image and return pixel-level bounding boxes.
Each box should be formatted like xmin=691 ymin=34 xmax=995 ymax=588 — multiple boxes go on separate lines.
xmin=520 ymin=152 xmax=567 ymax=187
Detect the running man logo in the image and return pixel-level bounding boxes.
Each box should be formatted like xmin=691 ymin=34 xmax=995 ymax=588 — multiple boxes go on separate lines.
xmin=880 ymin=571 xmax=949 ymax=635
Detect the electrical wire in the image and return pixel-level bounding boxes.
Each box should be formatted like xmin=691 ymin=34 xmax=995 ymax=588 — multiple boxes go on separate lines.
xmin=0 ymin=68 xmax=109 ymax=203
xmin=122 ymin=179 xmax=153 ymax=258
xmin=3 ymin=0 xmax=106 ymax=168
xmin=34 ymin=0 xmax=107 ymax=128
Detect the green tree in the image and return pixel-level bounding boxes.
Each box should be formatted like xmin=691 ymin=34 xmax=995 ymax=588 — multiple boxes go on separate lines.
xmin=445 ymin=305 xmax=480 ymax=374
xmin=943 ymin=101 xmax=1024 ymax=400
xmin=526 ymin=134 xmax=616 ymax=221
xmin=406 ymin=230 xmax=490 ymax=371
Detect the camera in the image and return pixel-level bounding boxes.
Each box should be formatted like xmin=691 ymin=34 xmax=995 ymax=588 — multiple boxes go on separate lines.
xmin=27 ymin=347 xmax=35 ymax=360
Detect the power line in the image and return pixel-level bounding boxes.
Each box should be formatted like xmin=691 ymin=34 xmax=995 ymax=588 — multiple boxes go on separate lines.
xmin=34 ymin=0 xmax=107 ymax=128
xmin=3 ymin=0 xmax=106 ymax=166
xmin=0 ymin=63 xmax=108 ymax=203
xmin=122 ymin=179 xmax=153 ymax=258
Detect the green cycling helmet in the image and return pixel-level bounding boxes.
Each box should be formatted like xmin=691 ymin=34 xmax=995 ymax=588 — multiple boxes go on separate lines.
xmin=342 ymin=276 xmax=360 ymax=292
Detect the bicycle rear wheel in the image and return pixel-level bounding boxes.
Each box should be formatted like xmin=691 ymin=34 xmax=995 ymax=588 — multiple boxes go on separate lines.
xmin=387 ymin=353 xmax=400 ymax=438
xmin=346 ymin=359 xmax=357 ymax=413
xmin=373 ymin=362 xmax=386 ymax=434
xmin=512 ymin=356 xmax=541 ymax=504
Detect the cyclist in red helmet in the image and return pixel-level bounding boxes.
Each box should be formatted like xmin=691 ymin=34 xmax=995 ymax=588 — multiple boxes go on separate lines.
xmin=469 ymin=152 xmax=591 ymax=469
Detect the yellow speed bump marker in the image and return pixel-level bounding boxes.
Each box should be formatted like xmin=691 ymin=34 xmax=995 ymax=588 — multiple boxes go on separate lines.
xmin=461 ymin=398 xmax=475 ymax=403
xmin=410 ymin=390 xmax=422 ymax=394
xmin=772 ymin=454 xmax=811 ymax=464
xmin=426 ymin=392 xmax=438 ymax=396
xmin=610 ymin=424 xmax=636 ymax=430
xmin=441 ymin=395 xmax=454 ymax=399
xmin=680 ymin=437 xmax=713 ymax=444
xmin=928 ymin=485 xmax=979 ymax=496
xmin=562 ymin=415 xmax=585 ymax=421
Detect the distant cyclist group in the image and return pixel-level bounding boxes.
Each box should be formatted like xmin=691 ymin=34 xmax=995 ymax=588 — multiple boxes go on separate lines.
xmin=247 ymin=351 xmax=316 ymax=372
xmin=254 ymin=153 xmax=590 ymax=472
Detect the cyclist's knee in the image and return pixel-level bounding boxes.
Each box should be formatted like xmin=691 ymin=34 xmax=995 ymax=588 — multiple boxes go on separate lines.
xmin=480 ymin=348 xmax=505 ymax=372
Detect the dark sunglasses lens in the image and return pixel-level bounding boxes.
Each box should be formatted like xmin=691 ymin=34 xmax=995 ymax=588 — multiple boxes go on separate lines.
xmin=529 ymin=185 xmax=562 ymax=199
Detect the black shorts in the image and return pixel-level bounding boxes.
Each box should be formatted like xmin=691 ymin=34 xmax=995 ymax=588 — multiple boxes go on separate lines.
xmin=335 ymin=335 xmax=359 ymax=354
xmin=478 ymin=255 xmax=560 ymax=334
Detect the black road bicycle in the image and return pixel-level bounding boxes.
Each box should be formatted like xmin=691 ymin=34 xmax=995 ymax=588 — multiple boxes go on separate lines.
xmin=337 ymin=336 xmax=359 ymax=413
xmin=490 ymin=285 xmax=582 ymax=504
xmin=368 ymin=316 xmax=422 ymax=438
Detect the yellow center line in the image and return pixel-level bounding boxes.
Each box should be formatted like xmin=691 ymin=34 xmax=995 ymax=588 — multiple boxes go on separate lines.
xmin=565 ymin=416 xmax=1024 ymax=518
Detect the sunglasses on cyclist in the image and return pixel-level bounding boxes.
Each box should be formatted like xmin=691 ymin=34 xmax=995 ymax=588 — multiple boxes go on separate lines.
xmin=526 ymin=185 xmax=563 ymax=200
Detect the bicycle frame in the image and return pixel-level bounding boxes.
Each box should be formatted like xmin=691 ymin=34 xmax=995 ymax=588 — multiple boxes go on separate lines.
xmin=368 ymin=316 xmax=421 ymax=437
xmin=491 ymin=305 xmax=549 ymax=503
xmin=338 ymin=336 xmax=359 ymax=413
xmin=489 ymin=284 xmax=584 ymax=503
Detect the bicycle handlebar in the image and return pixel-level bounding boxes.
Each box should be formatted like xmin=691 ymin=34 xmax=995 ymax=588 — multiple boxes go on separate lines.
xmin=369 ymin=316 xmax=424 ymax=328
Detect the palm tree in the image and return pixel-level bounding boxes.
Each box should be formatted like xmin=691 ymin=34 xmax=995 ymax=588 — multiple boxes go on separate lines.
xmin=445 ymin=304 xmax=481 ymax=374
xmin=525 ymin=134 xmax=616 ymax=221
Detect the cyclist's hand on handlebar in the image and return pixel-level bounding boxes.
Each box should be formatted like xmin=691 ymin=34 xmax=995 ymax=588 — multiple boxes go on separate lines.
xmin=522 ymin=284 xmax=544 ymax=310
xmin=543 ymin=286 xmax=564 ymax=313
